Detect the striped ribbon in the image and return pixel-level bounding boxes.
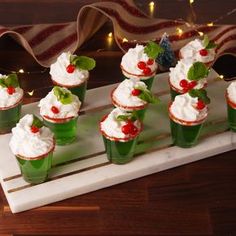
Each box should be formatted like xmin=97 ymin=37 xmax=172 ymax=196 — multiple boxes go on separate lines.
xmin=0 ymin=0 xmax=235 ymax=67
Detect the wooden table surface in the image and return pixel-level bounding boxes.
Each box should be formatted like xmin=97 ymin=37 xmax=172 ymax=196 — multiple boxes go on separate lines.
xmin=0 ymin=1 xmax=236 ymax=235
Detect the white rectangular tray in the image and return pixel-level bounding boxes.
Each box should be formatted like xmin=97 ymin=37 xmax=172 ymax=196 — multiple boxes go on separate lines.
xmin=0 ymin=70 xmax=235 ymax=213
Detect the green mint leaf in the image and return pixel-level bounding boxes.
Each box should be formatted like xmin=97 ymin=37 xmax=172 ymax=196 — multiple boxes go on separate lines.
xmin=205 ymin=41 xmax=217 ymax=49
xmin=32 ymin=115 xmax=43 ymax=128
xmin=202 ymin=34 xmax=217 ymax=49
xmin=0 ymin=74 xmax=19 ymax=88
xmin=53 ymin=86 xmax=73 ymax=105
xmin=187 ymin=62 xmax=209 ymax=81
xmin=202 ymin=35 xmax=210 ymax=48
xmin=71 ymin=55 xmax=96 ymax=71
xmin=116 ymin=112 xmax=137 ymax=122
xmin=144 ymin=41 xmax=164 ymax=59
xmin=5 ymin=74 xmax=19 ymax=88
xmin=188 ymin=89 xmax=211 ymax=104
xmin=135 ymin=86 xmax=160 ymax=104
xmin=0 ymin=78 xmax=7 ymax=88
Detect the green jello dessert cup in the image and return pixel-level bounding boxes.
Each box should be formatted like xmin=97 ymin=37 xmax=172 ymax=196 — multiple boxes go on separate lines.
xmin=169 ymin=104 xmax=207 ymax=148
xmin=0 ymin=99 xmax=22 ymax=134
xmin=43 ymin=116 xmax=78 ymax=145
xmin=9 ymin=114 xmax=55 ymax=184
xmin=226 ymin=92 xmax=236 ymax=132
xmin=102 ymin=136 xmax=138 ymax=164
xmin=52 ymin=78 xmax=88 ymax=105
xmin=121 ymin=65 xmax=156 ymax=90
xmin=16 ymin=145 xmax=54 ymax=184
xmin=111 ymin=89 xmax=148 ymax=121
xmin=100 ymin=112 xmax=142 ymax=164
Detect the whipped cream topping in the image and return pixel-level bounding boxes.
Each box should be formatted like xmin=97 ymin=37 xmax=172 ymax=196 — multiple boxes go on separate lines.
xmin=50 ymin=52 xmax=89 ymax=86
xmin=39 ymin=88 xmax=81 ymax=119
xmin=180 ymin=39 xmax=216 ymax=63
xmin=121 ymin=44 xmax=157 ymax=78
xmin=0 ymin=74 xmax=23 ymax=108
xmin=113 ymin=79 xmax=147 ymax=108
xmin=227 ymin=81 xmax=236 ymax=105
xmin=169 ymin=59 xmax=207 ymax=91
xmin=9 ymin=114 xmax=54 ymax=158
xmin=100 ymin=108 xmax=141 ymax=141
xmin=170 ymin=93 xmax=208 ymax=122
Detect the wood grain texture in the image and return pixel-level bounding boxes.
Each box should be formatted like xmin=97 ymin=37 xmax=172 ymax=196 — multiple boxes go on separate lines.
xmin=0 ymin=0 xmax=236 ymax=235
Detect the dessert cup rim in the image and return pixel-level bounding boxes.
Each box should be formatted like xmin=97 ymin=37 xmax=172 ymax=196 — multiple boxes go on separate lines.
xmin=120 ymin=64 xmax=156 ymax=79
xmin=16 ymin=140 xmax=55 ymax=161
xmin=99 ymin=114 xmax=142 ymax=142
xmin=225 ymin=91 xmax=236 ymax=109
xmin=51 ymin=75 xmax=89 ymax=88
xmin=168 ymin=102 xmax=208 ymax=126
xmin=0 ymin=96 xmax=23 ymax=111
xmin=43 ymin=115 xmax=77 ymax=123
xmin=179 ymin=51 xmax=215 ymax=67
xmin=168 ymin=76 xmax=208 ymax=94
xmin=111 ymin=88 xmax=148 ymax=111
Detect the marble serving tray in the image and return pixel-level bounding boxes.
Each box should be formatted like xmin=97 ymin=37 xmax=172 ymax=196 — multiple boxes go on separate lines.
xmin=0 ymin=70 xmax=235 ymax=213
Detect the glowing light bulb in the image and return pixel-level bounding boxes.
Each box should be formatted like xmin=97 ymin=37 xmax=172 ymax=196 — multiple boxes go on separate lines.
xmin=107 ymin=32 xmax=113 ymax=48
xmin=189 ymin=0 xmax=194 ymax=4
xmin=219 ymin=75 xmax=224 ymax=79
xmin=18 ymin=69 xmax=24 ymax=73
xmin=27 ymin=90 xmax=34 ymax=96
xmin=149 ymin=1 xmax=155 ymax=16
xmin=207 ymin=22 xmax=214 ymax=27
xmin=122 ymin=38 xmax=128 ymax=43
xmin=176 ymin=27 xmax=183 ymax=36
xmin=198 ymin=31 xmax=204 ymax=36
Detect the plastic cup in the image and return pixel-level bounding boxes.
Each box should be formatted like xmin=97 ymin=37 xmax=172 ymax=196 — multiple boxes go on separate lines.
xmin=51 ymin=77 xmax=88 ymax=104
xmin=226 ymin=92 xmax=236 ymax=132
xmin=16 ymin=145 xmax=54 ymax=184
xmin=120 ymin=65 xmax=157 ymax=90
xmin=0 ymin=99 xmax=22 ymax=134
xmin=111 ymin=89 xmax=148 ymax=121
xmin=43 ymin=116 xmax=78 ymax=145
xmin=102 ymin=136 xmax=138 ymax=164
xmin=169 ymin=104 xmax=207 ymax=148
xmin=100 ymin=115 xmax=141 ymax=164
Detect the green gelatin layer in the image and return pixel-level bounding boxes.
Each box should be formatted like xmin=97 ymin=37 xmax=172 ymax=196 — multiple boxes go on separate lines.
xmin=17 ymin=152 xmax=53 ymax=184
xmin=123 ymin=75 xmax=155 ymax=90
xmin=170 ymin=87 xmax=181 ymax=101
xmin=69 ymin=81 xmax=87 ymax=104
xmin=227 ymin=104 xmax=236 ymax=132
xmin=170 ymin=119 xmax=203 ymax=148
xmin=44 ymin=117 xmax=78 ymax=145
xmin=136 ymin=108 xmax=147 ymax=121
xmin=103 ymin=136 xmax=137 ymax=164
xmin=0 ymin=103 xmax=21 ymax=134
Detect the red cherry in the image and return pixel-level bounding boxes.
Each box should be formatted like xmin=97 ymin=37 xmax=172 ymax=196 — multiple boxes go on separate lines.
xmin=121 ymin=123 xmax=132 ymax=135
xmin=31 ymin=126 xmax=39 ymax=133
xmin=131 ymin=89 xmax=141 ymax=96
xmin=196 ymin=100 xmax=206 ymax=110
xmin=179 ymin=79 xmax=189 ymax=88
xmin=147 ymin=59 xmax=154 ymax=65
xmin=66 ymin=64 xmax=76 ymax=73
xmin=7 ymin=86 xmax=15 ymax=95
xmin=130 ymin=125 xmax=138 ymax=135
xmin=199 ymin=49 xmax=208 ymax=56
xmin=51 ymin=106 xmax=60 ymax=114
xmin=188 ymin=81 xmax=197 ymax=90
xmin=143 ymin=67 xmax=152 ymax=75
xmin=137 ymin=61 xmax=146 ymax=70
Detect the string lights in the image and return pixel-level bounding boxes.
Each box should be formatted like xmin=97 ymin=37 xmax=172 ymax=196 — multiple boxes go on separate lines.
xmin=149 ymin=1 xmax=155 ymax=16
xmin=0 ymin=1 xmax=235 ymax=79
